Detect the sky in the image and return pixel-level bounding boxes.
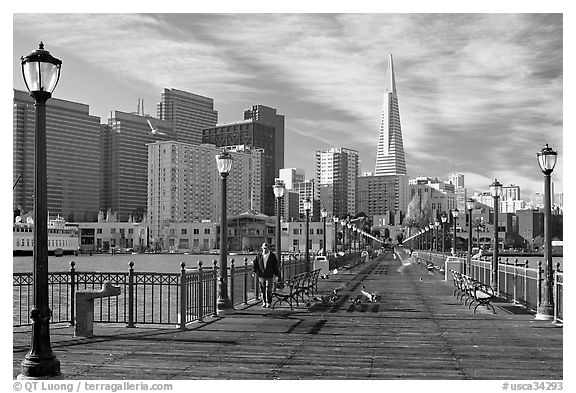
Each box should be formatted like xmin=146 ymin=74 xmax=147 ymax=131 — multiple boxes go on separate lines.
xmin=10 ymin=12 xmax=565 ymax=199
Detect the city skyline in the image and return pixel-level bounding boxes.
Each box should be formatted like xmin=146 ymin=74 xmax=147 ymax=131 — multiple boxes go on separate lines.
xmin=12 ymin=13 xmax=563 ymax=198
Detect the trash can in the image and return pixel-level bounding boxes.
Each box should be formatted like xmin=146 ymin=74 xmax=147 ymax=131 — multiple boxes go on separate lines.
xmin=313 ymin=256 xmax=330 ymax=275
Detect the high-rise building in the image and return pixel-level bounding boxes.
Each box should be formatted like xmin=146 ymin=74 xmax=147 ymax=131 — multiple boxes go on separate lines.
xmin=279 ymin=168 xmax=305 ymax=190
xmin=101 ymin=111 xmax=175 ymax=221
xmin=147 ymin=141 xmax=263 ymax=241
xmin=315 ymin=147 xmax=359 ymax=217
xmin=244 ymin=105 xmax=285 ymax=177
xmin=157 ymin=88 xmax=218 ymax=145
xmin=202 ymin=119 xmax=276 ymax=216
xmin=448 ymin=172 xmax=465 ymax=189
xmin=294 ymin=180 xmax=318 ymax=220
xmin=374 ymin=54 xmax=407 ymax=176
xmin=357 ymin=174 xmax=409 ymax=220
xmin=13 ymin=89 xmax=101 ymax=221
xmin=502 ymin=184 xmax=521 ymax=201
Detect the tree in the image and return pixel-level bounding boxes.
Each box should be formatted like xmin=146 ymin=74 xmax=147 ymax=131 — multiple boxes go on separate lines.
xmin=403 ymin=192 xmax=432 ymax=237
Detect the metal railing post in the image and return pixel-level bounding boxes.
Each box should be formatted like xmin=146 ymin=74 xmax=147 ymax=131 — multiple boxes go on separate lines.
xmin=524 ymin=260 xmax=529 ymax=306
xmin=229 ymin=259 xmax=235 ymax=306
xmin=504 ymin=258 xmax=509 ymax=298
xmin=537 ymin=261 xmax=543 ymax=307
xmin=513 ymin=258 xmax=518 ymax=304
xmin=69 ymin=261 xmax=76 ymax=326
xmin=243 ymin=258 xmax=248 ymax=305
xmin=179 ymin=262 xmax=186 ymax=330
xmin=127 ymin=261 xmax=135 ymax=328
xmin=213 ymin=260 xmax=218 ymax=316
xmin=198 ymin=261 xmax=204 ymax=322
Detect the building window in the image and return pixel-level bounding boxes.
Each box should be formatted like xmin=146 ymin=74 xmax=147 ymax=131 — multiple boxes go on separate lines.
xmin=194 ymin=228 xmax=199 ymax=235
xmin=97 ymin=228 xmax=102 ymax=234
xmin=204 ymin=228 xmax=210 ymax=235
xmin=111 ymin=228 xmax=116 ymax=234
xmin=182 ymin=228 xmax=187 ymax=235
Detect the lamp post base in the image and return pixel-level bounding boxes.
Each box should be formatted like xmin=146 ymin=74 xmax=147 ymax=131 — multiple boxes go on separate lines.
xmin=19 ymin=357 xmax=61 ymax=379
xmin=216 ymin=299 xmax=235 ymax=316
xmin=534 ymin=304 xmax=554 ymax=321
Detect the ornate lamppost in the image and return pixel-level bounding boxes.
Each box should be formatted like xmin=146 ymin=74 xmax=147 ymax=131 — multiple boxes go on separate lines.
xmin=466 ymin=198 xmax=476 ymax=275
xmin=441 ymin=213 xmax=448 ymax=253
xmin=489 ymin=179 xmax=502 ymax=294
xmin=452 ymin=208 xmax=459 ymax=261
xmin=19 ymin=42 xmax=62 ymax=378
xmin=273 ymin=179 xmax=285 ymax=271
xmin=320 ymin=207 xmax=327 ymax=256
xmin=434 ymin=219 xmax=440 ymax=253
xmin=304 ymin=198 xmax=312 ymax=272
xmin=216 ymin=151 xmax=233 ymax=314
xmin=535 ymin=144 xmax=558 ymax=320
xmin=332 ymin=216 xmax=339 ymax=253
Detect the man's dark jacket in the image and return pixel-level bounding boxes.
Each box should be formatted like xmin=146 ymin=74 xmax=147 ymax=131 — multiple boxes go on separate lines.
xmin=253 ymin=252 xmax=281 ymax=279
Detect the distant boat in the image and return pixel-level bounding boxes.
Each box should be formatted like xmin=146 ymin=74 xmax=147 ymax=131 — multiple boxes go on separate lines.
xmin=13 ymin=215 xmax=79 ymax=255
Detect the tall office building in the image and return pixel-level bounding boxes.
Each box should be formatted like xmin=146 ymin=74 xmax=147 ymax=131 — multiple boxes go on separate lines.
xmin=409 ymin=177 xmax=457 ymax=218
xmin=101 ymin=111 xmax=175 ymax=221
xmin=13 ymin=89 xmax=101 ymax=221
xmin=374 ymin=54 xmax=407 ymax=176
xmin=202 ymin=120 xmax=276 ymax=216
xmin=357 ymin=174 xmax=409 ymax=220
xmin=147 ymin=141 xmax=263 ymax=240
xmin=244 ymin=105 xmax=285 ymax=176
xmin=279 ymin=168 xmax=305 ymax=190
xmin=315 ymin=147 xmax=359 ymax=217
xmin=502 ymin=184 xmax=521 ymax=201
xmin=157 ymin=88 xmax=218 ymax=145
xmin=449 ymin=172 xmax=465 ymax=189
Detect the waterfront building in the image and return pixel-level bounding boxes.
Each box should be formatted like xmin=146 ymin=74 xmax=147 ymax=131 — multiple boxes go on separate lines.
xmin=315 ymin=147 xmax=359 ymax=218
xmin=146 ymin=141 xmax=263 ymax=243
xmin=100 ymin=111 xmax=174 ymax=222
xmin=77 ymin=221 xmax=149 ymax=252
xmin=374 ymin=54 xmax=407 ymax=176
xmin=283 ymin=221 xmax=334 ymax=254
xmin=156 ymin=88 xmax=218 ymax=145
xmin=244 ymin=105 xmax=285 ymax=177
xmin=13 ymin=89 xmax=101 ymax=222
xmin=202 ymin=119 xmax=276 ymax=216
xmin=357 ymin=174 xmax=409 ymax=220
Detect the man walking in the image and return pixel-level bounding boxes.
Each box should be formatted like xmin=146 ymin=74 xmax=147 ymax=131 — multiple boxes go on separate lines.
xmin=253 ymin=243 xmax=281 ymax=308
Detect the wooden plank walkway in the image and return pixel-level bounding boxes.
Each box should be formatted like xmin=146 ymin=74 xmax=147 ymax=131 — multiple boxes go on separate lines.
xmin=13 ymin=250 xmax=563 ymax=380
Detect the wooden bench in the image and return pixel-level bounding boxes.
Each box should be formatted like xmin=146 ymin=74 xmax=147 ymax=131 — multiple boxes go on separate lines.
xmin=449 ymin=270 xmax=496 ymax=314
xmin=271 ymin=269 xmax=321 ymax=310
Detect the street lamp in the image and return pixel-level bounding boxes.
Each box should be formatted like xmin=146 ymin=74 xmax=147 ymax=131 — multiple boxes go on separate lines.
xmin=320 ymin=207 xmax=327 ymax=256
xmin=332 ymin=216 xmax=339 ymax=253
xmin=304 ymin=198 xmax=312 ymax=272
xmin=466 ymin=198 xmax=476 ymax=275
xmin=535 ymin=144 xmax=558 ymax=320
xmin=434 ymin=219 xmax=440 ymax=253
xmin=347 ymin=222 xmax=353 ymax=253
xmin=216 ymin=150 xmax=233 ymax=314
xmin=19 ymin=42 xmax=62 ymax=378
xmin=490 ymin=179 xmax=502 ymax=294
xmin=273 ymin=180 xmax=285 ymax=271
xmin=440 ymin=213 xmax=448 ymax=253
xmin=451 ymin=208 xmax=459 ymax=259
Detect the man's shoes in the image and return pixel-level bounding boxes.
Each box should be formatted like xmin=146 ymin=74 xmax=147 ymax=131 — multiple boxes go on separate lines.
xmin=262 ymin=303 xmax=268 ymax=308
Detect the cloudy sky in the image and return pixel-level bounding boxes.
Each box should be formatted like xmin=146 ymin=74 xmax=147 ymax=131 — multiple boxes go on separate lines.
xmin=12 ymin=12 xmax=564 ymax=198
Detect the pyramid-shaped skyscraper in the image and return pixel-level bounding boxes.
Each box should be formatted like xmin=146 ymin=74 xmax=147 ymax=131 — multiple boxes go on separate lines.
xmin=374 ymin=54 xmax=407 ymax=176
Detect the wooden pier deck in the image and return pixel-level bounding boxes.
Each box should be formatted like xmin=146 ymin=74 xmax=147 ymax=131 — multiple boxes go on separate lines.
xmin=13 ymin=250 xmax=563 ymax=380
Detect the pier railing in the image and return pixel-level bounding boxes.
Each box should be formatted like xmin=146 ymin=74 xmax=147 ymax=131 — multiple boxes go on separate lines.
xmin=13 ymin=251 xmax=362 ymax=328
xmin=412 ymin=249 xmax=563 ymax=323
